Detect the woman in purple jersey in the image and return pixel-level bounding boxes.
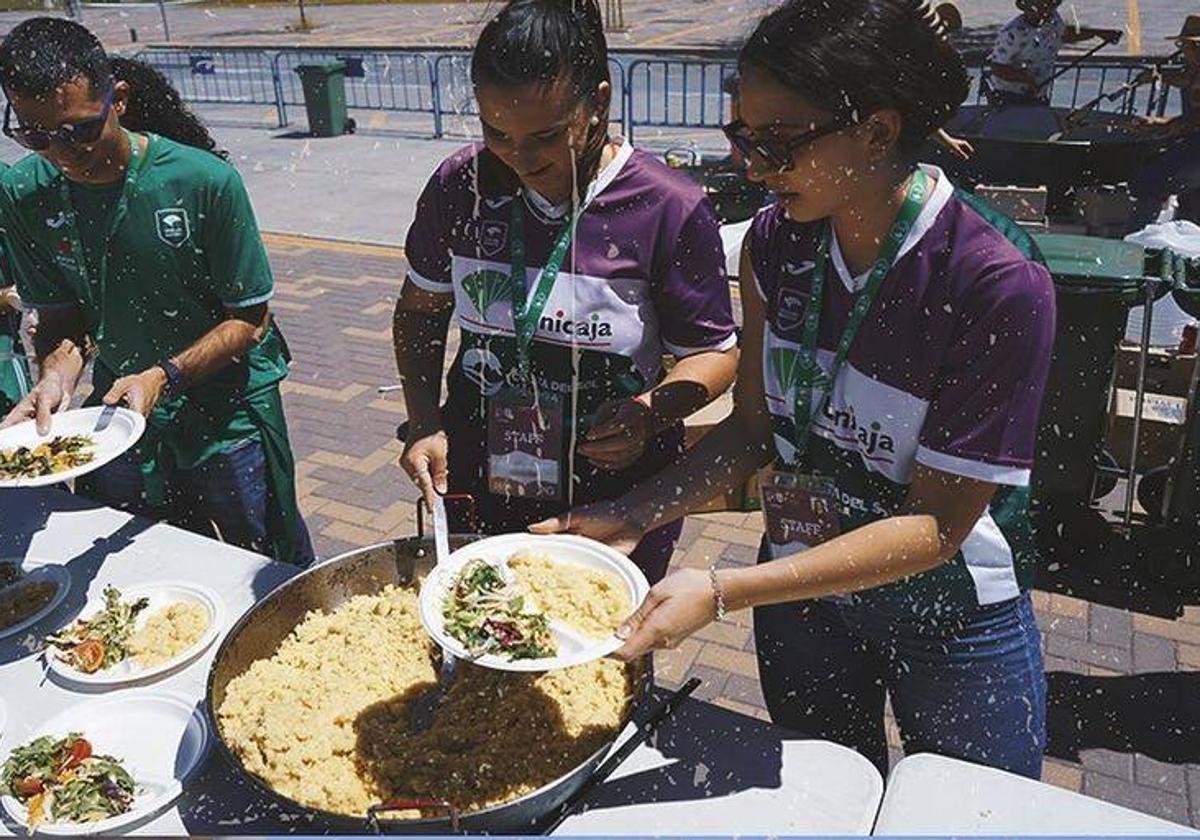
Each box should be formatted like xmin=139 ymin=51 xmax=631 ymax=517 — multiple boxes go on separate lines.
xmin=394 ymin=0 xmax=738 ymax=583
xmin=537 ymin=0 xmax=1056 ymax=779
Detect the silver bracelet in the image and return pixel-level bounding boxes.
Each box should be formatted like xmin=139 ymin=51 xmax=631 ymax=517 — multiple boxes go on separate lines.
xmin=708 ymin=564 xmax=727 ymax=622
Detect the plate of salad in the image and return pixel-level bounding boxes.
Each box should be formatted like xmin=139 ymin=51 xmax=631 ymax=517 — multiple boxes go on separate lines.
xmin=44 ymin=583 xmax=223 ymax=687
xmin=0 ymin=407 xmax=145 ymax=489
xmin=418 ymin=533 xmax=649 ymax=672
xmin=0 ymin=691 xmax=209 ymax=834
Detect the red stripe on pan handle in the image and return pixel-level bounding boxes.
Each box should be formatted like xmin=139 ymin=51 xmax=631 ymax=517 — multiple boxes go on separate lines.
xmin=367 ymin=797 xmax=461 ymax=834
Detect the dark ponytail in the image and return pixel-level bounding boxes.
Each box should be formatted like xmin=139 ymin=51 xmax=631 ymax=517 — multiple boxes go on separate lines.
xmin=739 ymin=0 xmax=969 ymax=155
xmin=111 ymin=57 xmax=228 ymax=159
xmin=471 ymin=0 xmax=611 ymax=193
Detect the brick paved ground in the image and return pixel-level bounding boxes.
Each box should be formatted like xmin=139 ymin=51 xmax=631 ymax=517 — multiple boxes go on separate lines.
xmin=263 ymin=231 xmax=1200 ymax=827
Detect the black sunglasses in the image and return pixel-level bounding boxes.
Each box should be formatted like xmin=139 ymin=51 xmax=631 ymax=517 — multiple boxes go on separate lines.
xmin=3 ymin=86 xmax=115 ymax=152
xmin=722 ymin=117 xmax=849 ymax=171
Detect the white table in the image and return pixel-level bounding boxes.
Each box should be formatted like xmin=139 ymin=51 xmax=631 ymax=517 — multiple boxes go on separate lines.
xmin=874 ymin=753 xmax=1197 ymax=836
xmin=557 ymin=708 xmax=883 ymax=835
xmin=0 ymin=486 xmax=297 ymax=836
xmin=1 ymin=487 xmax=885 ymax=836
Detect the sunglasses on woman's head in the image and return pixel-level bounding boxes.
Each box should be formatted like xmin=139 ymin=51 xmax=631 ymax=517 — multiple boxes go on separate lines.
xmin=2 ymin=86 xmax=115 ymax=152
xmin=722 ymin=117 xmax=849 ymax=171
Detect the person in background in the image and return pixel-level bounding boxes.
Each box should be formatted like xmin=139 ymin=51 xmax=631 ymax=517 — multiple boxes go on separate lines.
xmin=0 ymin=18 xmax=313 ymax=565
xmin=931 ymin=3 xmax=974 ymax=159
xmin=110 ymin=56 xmax=229 ymax=160
xmin=535 ymin=0 xmax=1055 ymax=780
xmin=1127 ymin=15 xmax=1200 ymax=230
xmin=0 ymin=183 xmax=33 ymax=418
xmin=988 ymin=0 xmax=1122 ymax=106
xmin=394 ymin=0 xmax=738 ymax=585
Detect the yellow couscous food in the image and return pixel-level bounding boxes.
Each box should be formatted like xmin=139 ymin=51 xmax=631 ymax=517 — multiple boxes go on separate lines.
xmin=508 ymin=551 xmax=631 ymax=639
xmin=216 ymin=584 xmax=635 ymax=818
xmin=129 ymin=601 xmax=209 ymax=668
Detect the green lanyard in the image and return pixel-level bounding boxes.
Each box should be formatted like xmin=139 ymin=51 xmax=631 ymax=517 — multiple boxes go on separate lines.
xmin=787 ymin=168 xmax=930 ymax=465
xmin=55 ymin=130 xmax=148 ymax=336
xmin=509 ymin=198 xmax=579 ymax=384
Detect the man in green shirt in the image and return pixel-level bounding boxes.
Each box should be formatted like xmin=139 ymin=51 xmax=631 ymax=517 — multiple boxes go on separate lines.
xmin=0 ymin=18 xmax=312 ymax=565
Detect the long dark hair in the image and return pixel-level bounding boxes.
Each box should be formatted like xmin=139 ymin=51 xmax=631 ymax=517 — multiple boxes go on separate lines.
xmin=111 ymin=57 xmax=228 ymax=159
xmin=470 ymin=0 xmax=611 ymax=196
xmin=739 ymin=0 xmax=969 ymax=156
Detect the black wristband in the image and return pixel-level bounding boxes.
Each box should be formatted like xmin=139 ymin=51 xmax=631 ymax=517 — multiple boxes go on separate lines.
xmin=159 ymin=358 xmax=186 ymax=398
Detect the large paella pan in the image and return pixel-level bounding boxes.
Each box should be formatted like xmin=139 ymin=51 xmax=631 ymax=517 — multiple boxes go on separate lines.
xmin=205 ymin=531 xmax=655 ymax=834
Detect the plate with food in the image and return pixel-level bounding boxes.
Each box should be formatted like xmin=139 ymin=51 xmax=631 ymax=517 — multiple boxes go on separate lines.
xmin=0 ymin=559 xmax=71 ymax=641
xmin=45 ymin=582 xmax=224 ymax=687
xmin=0 ymin=406 xmax=145 ymax=488
xmin=418 ymin=533 xmax=649 ymax=672
xmin=0 ymin=691 xmax=209 ymax=834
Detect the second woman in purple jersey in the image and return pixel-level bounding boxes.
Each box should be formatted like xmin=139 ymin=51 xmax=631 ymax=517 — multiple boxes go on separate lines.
xmin=394 ymin=0 xmax=738 ymax=583
xmin=537 ymin=0 xmax=1056 ymax=780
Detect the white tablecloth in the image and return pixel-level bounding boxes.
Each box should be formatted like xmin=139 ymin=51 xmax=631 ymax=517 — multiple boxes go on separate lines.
xmin=0 ymin=486 xmax=297 ymax=836
xmin=874 ymin=753 xmax=1197 ymax=836
xmin=1 ymin=487 xmax=886 ymax=835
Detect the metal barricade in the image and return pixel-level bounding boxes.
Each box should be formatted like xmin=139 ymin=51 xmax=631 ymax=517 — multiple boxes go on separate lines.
xmin=430 ymin=54 xmax=627 ymax=138
xmin=624 ymin=58 xmax=736 ymax=145
xmin=431 ymin=52 xmax=473 ymax=138
xmin=131 ymin=48 xmax=1181 ymax=141
xmin=272 ymin=49 xmax=436 ymax=132
xmin=974 ymin=57 xmax=1179 ymax=117
xmin=608 ymin=56 xmax=627 ymax=137
xmin=133 ymin=48 xmax=284 ymax=126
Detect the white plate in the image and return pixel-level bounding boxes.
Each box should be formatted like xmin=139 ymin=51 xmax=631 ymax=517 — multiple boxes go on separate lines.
xmin=0 ymin=691 xmax=210 ymax=835
xmin=46 ymin=582 xmax=225 ymax=687
xmin=0 ymin=560 xmax=72 ymax=640
xmin=0 ymin=407 xmax=145 ymax=489
xmin=0 ymin=696 xmax=7 ymax=739
xmin=419 ymin=533 xmax=649 ymax=672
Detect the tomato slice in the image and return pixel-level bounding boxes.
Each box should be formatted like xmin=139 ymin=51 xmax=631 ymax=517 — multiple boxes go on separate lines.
xmin=72 ymin=638 xmax=105 ymax=673
xmin=54 ymin=736 xmax=93 ymax=776
xmin=14 ymin=776 xmax=44 ymax=797
xmin=67 ymin=737 xmax=92 ymax=767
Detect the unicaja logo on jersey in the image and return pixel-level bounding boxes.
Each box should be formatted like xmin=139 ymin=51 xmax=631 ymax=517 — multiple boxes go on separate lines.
xmin=460 ymin=269 xmax=613 ymax=343
xmin=770 ymin=347 xmax=827 ymax=399
xmin=820 ymin=400 xmax=896 ymax=459
xmin=538 ymin=309 xmax=613 ymax=342
xmin=461 ymin=269 xmax=516 ymax=318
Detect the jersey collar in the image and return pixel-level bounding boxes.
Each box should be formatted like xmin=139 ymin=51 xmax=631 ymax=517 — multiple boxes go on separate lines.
xmin=828 ymin=163 xmax=954 ymax=294
xmin=522 ymin=137 xmax=634 ymax=223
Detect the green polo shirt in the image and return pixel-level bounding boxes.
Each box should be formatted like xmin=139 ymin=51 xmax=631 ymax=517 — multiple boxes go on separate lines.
xmin=0 ymin=133 xmax=289 ymax=470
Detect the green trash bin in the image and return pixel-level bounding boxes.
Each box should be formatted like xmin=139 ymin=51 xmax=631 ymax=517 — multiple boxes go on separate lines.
xmin=294 ymin=61 xmax=349 ymax=138
xmin=1029 ymin=234 xmax=1177 ymax=504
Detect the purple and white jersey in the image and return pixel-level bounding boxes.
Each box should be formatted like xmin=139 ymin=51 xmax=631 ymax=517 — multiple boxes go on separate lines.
xmin=405 ymin=141 xmax=736 ymax=530
xmin=750 ymin=165 xmax=1056 ymax=609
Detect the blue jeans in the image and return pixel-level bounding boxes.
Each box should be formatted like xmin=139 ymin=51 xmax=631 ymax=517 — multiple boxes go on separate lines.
xmin=754 ymin=567 xmax=1047 ymax=779
xmin=82 ymin=438 xmax=315 ymax=565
